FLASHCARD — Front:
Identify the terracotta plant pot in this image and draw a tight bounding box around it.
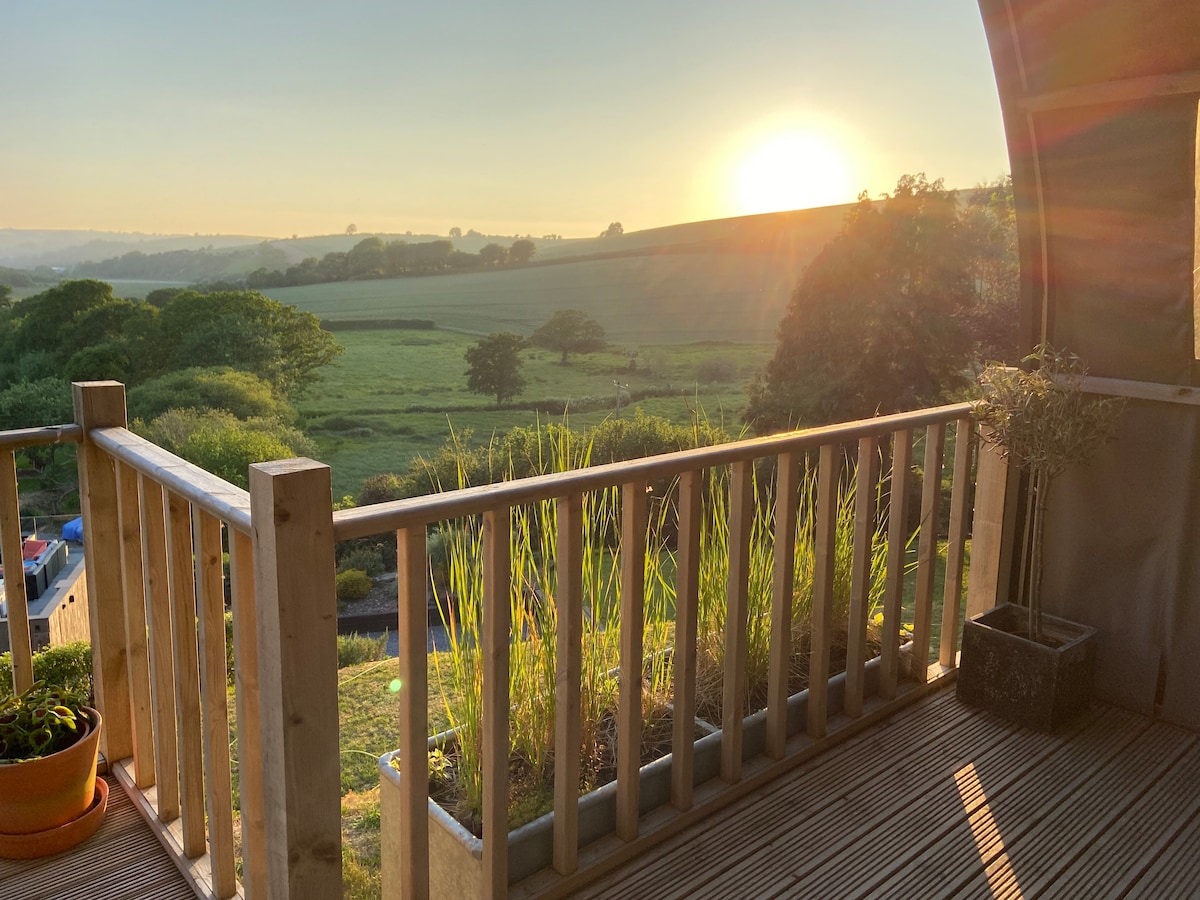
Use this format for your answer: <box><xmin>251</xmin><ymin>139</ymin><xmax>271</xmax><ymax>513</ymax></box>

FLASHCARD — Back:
<box><xmin>0</xmin><ymin>706</ymin><xmax>105</xmax><ymax>857</ymax></box>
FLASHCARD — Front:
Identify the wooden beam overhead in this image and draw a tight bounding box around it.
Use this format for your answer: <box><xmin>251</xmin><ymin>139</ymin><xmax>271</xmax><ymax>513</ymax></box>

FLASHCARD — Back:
<box><xmin>1019</xmin><ymin>70</ymin><xmax>1200</xmax><ymax>114</ymax></box>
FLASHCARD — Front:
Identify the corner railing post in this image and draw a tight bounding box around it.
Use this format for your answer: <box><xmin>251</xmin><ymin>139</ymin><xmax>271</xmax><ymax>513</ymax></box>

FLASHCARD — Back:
<box><xmin>73</xmin><ymin>380</ymin><xmax>133</xmax><ymax>762</ymax></box>
<box><xmin>250</xmin><ymin>458</ymin><xmax>342</xmax><ymax>899</ymax></box>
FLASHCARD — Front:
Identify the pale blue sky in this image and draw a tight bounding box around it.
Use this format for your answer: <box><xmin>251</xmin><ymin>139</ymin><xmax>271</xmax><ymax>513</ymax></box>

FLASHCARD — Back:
<box><xmin>2</xmin><ymin>1</ymin><xmax>1008</xmax><ymax>237</ymax></box>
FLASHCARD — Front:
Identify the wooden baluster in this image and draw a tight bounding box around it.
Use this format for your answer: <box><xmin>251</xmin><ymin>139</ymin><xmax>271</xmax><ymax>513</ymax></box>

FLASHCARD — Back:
<box><xmin>73</xmin><ymin>381</ymin><xmax>133</xmax><ymax>761</ymax></box>
<box><xmin>721</xmin><ymin>461</ymin><xmax>753</xmax><ymax>783</ymax></box>
<box><xmin>940</xmin><ymin>418</ymin><xmax>976</xmax><ymax>667</ymax></box>
<box><xmin>250</xmin><ymin>459</ymin><xmax>342</xmax><ymax>899</ymax></box>
<box><xmin>844</xmin><ymin>437</ymin><xmax>879</xmax><ymax>718</ymax></box>
<box><xmin>167</xmin><ymin>490</ymin><xmax>205</xmax><ymax>858</ymax></box>
<box><xmin>229</xmin><ymin>529</ymin><xmax>268</xmax><ymax>900</ymax></box>
<box><xmin>910</xmin><ymin>424</ymin><xmax>946</xmax><ymax>682</ymax></box>
<box><xmin>617</xmin><ymin>480</ymin><xmax>648</xmax><ymax>841</ymax></box>
<box><xmin>393</xmin><ymin>525</ymin><xmax>430</xmax><ymax>900</ymax></box>
<box><xmin>139</xmin><ymin>475</ymin><xmax>180</xmax><ymax>822</ymax></box>
<box><xmin>194</xmin><ymin>509</ymin><xmax>236</xmax><ymax>897</ymax></box>
<box><xmin>766</xmin><ymin>452</ymin><xmax>800</xmax><ymax>759</ymax></box>
<box><xmin>808</xmin><ymin>444</ymin><xmax>841</xmax><ymax>738</ymax></box>
<box><xmin>554</xmin><ymin>493</ymin><xmax>583</xmax><ymax>873</ymax></box>
<box><xmin>0</xmin><ymin>449</ymin><xmax>33</xmax><ymax>694</ymax></box>
<box><xmin>880</xmin><ymin>430</ymin><xmax>912</xmax><ymax>699</ymax></box>
<box><xmin>482</xmin><ymin>508</ymin><xmax>511</xmax><ymax>898</ymax></box>
<box><xmin>116</xmin><ymin>461</ymin><xmax>155</xmax><ymax>788</ymax></box>
<box><xmin>671</xmin><ymin>470</ymin><xmax>702</xmax><ymax>809</ymax></box>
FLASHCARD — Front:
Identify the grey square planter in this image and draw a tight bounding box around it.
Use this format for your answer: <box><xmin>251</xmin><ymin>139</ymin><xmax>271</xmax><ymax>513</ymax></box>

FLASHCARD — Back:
<box><xmin>957</xmin><ymin>602</ymin><xmax>1098</xmax><ymax>733</ymax></box>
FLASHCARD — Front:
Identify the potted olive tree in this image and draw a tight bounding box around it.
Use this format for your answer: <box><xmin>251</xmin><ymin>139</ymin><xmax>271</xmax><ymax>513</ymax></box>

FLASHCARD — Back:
<box><xmin>957</xmin><ymin>344</ymin><xmax>1125</xmax><ymax>731</ymax></box>
<box><xmin>0</xmin><ymin>681</ymin><xmax>107</xmax><ymax>859</ymax></box>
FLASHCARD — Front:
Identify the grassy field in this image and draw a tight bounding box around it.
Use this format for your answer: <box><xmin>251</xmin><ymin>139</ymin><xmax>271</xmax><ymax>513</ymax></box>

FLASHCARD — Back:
<box><xmin>265</xmin><ymin>251</ymin><xmax>800</xmax><ymax>345</ymax></box>
<box><xmin>299</xmin><ymin>328</ymin><xmax>770</xmax><ymax>497</ymax></box>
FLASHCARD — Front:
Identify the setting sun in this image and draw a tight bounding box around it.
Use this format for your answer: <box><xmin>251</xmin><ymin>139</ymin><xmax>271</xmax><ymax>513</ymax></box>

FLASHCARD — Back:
<box><xmin>732</xmin><ymin>128</ymin><xmax>854</xmax><ymax>215</ymax></box>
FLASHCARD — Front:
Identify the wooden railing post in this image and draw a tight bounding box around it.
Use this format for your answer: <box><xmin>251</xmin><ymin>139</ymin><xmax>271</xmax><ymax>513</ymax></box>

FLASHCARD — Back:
<box><xmin>250</xmin><ymin>459</ymin><xmax>342</xmax><ymax>899</ymax></box>
<box><xmin>1</xmin><ymin>449</ymin><xmax>33</xmax><ymax>695</ymax></box>
<box><xmin>73</xmin><ymin>380</ymin><xmax>133</xmax><ymax>762</ymax></box>
<box><xmin>966</xmin><ymin>426</ymin><xmax>1019</xmax><ymax>619</ymax></box>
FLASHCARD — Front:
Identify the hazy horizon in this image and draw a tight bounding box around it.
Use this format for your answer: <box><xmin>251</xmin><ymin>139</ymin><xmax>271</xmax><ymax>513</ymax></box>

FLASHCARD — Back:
<box><xmin>3</xmin><ymin>1</ymin><xmax>1008</xmax><ymax>239</ymax></box>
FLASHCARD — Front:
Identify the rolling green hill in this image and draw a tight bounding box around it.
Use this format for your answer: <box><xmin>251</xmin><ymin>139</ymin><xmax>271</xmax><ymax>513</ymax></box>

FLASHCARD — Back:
<box><xmin>263</xmin><ymin>205</ymin><xmax>851</xmax><ymax>345</ymax></box>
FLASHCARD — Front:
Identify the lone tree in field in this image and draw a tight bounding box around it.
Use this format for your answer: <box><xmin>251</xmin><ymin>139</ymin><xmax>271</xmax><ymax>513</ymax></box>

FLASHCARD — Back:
<box><xmin>465</xmin><ymin>332</ymin><xmax>527</xmax><ymax>405</ymax></box>
<box><xmin>531</xmin><ymin>309</ymin><xmax>606</xmax><ymax>364</ymax></box>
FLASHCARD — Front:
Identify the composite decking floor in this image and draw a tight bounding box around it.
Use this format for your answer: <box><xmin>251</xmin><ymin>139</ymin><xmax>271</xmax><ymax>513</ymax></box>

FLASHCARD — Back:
<box><xmin>576</xmin><ymin>688</ymin><xmax>1200</xmax><ymax>900</ymax></box>
<box><xmin>0</xmin><ymin>775</ymin><xmax>195</xmax><ymax>900</ymax></box>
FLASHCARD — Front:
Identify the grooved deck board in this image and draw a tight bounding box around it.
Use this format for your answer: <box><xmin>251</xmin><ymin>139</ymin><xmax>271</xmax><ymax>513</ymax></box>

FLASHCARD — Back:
<box><xmin>573</xmin><ymin>689</ymin><xmax>1200</xmax><ymax>900</ymax></box>
<box><xmin>0</xmin><ymin>776</ymin><xmax>197</xmax><ymax>900</ymax></box>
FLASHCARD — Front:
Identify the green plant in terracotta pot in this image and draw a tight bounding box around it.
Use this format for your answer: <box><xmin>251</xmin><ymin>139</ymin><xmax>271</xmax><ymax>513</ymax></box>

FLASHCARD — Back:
<box><xmin>973</xmin><ymin>343</ymin><xmax>1126</xmax><ymax>643</ymax></box>
<box><xmin>0</xmin><ymin>680</ymin><xmax>107</xmax><ymax>859</ymax></box>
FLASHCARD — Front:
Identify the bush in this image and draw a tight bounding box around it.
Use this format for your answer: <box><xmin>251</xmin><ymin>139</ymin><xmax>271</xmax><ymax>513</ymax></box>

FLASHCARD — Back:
<box><xmin>336</xmin><ymin>569</ymin><xmax>374</xmax><ymax>602</ymax></box>
<box><xmin>337</xmin><ymin>633</ymin><xmax>389</xmax><ymax>668</ymax></box>
<box><xmin>0</xmin><ymin>640</ymin><xmax>93</xmax><ymax>700</ymax></box>
<box><xmin>337</xmin><ymin>545</ymin><xmax>386</xmax><ymax>578</ymax></box>
<box><xmin>357</xmin><ymin>473</ymin><xmax>404</xmax><ymax>506</ymax></box>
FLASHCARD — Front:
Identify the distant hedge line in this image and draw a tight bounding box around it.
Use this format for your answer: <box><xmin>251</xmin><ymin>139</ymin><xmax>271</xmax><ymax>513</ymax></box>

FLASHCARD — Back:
<box><xmin>320</xmin><ymin>318</ymin><xmax>436</xmax><ymax>332</ymax></box>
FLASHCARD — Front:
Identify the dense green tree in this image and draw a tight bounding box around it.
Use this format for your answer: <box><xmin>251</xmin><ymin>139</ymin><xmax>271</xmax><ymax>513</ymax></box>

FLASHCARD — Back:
<box><xmin>601</xmin><ymin>222</ymin><xmax>624</xmax><ymax>238</ymax></box>
<box><xmin>157</xmin><ymin>290</ymin><xmax>341</xmax><ymax>395</ymax></box>
<box><xmin>478</xmin><ymin>243</ymin><xmax>509</xmax><ymax>266</ymax></box>
<box><xmin>128</xmin><ymin>367</ymin><xmax>293</xmax><ymax>422</ymax></box>
<box><xmin>12</xmin><ymin>280</ymin><xmax>114</xmax><ymax>352</ymax></box>
<box><xmin>63</xmin><ymin>342</ymin><xmax>130</xmax><ymax>383</ymax></box>
<box><xmin>745</xmin><ymin>174</ymin><xmax>978</xmax><ymax>433</ymax></box>
<box><xmin>347</xmin><ymin>237</ymin><xmax>386</xmax><ymax>278</ymax></box>
<box><xmin>449</xmin><ymin>227</ymin><xmax>463</xmax><ymax>239</ymax></box>
<box><xmin>464</xmin><ymin>332</ymin><xmax>526</xmax><ymax>405</ymax></box>
<box><xmin>0</xmin><ymin>285</ymin><xmax>12</xmax><ymax>310</ymax></box>
<box><xmin>0</xmin><ymin>377</ymin><xmax>73</xmax><ymax>431</ymax></box>
<box><xmin>509</xmin><ymin>239</ymin><xmax>536</xmax><ymax>264</ymax></box>
<box><xmin>530</xmin><ymin>308</ymin><xmax>606</xmax><ymax>364</ymax></box>
<box><xmin>315</xmin><ymin>252</ymin><xmax>348</xmax><ymax>282</ymax></box>
<box><xmin>961</xmin><ymin>175</ymin><xmax>1019</xmax><ymax>365</ymax></box>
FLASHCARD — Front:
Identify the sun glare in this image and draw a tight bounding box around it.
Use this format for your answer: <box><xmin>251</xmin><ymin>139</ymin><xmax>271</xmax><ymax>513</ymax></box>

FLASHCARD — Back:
<box><xmin>733</xmin><ymin>129</ymin><xmax>854</xmax><ymax>215</ymax></box>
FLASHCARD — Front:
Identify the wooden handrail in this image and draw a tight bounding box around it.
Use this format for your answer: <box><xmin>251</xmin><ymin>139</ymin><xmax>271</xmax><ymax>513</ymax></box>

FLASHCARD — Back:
<box><xmin>332</xmin><ymin>403</ymin><xmax>973</xmax><ymax>540</ymax></box>
<box><xmin>89</xmin><ymin>426</ymin><xmax>252</xmax><ymax>534</ymax></box>
<box><xmin>0</xmin><ymin>423</ymin><xmax>82</xmax><ymax>451</ymax></box>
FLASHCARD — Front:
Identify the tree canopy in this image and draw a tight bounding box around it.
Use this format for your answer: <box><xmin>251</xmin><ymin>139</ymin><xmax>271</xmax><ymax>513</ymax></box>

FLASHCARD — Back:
<box><xmin>745</xmin><ymin>174</ymin><xmax>998</xmax><ymax>433</ymax></box>
<box><xmin>530</xmin><ymin>309</ymin><xmax>606</xmax><ymax>364</ymax></box>
<box><xmin>464</xmin><ymin>332</ymin><xmax>526</xmax><ymax>405</ymax></box>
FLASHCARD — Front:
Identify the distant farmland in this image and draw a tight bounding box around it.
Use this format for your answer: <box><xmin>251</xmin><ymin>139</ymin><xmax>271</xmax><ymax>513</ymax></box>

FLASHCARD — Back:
<box><xmin>264</xmin><ymin>253</ymin><xmax>788</xmax><ymax>344</ymax></box>
<box><xmin>263</xmin><ymin>205</ymin><xmax>849</xmax><ymax>344</ymax></box>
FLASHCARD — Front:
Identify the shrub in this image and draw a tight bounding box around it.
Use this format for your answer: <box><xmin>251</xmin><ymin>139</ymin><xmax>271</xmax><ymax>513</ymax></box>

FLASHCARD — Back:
<box><xmin>337</xmin><ymin>545</ymin><xmax>386</xmax><ymax>578</ymax></box>
<box><xmin>0</xmin><ymin>640</ymin><xmax>93</xmax><ymax>701</ymax></box>
<box><xmin>337</xmin><ymin>633</ymin><xmax>389</xmax><ymax>668</ymax></box>
<box><xmin>357</xmin><ymin>473</ymin><xmax>404</xmax><ymax>506</ymax></box>
<box><xmin>336</xmin><ymin>569</ymin><xmax>374</xmax><ymax>602</ymax></box>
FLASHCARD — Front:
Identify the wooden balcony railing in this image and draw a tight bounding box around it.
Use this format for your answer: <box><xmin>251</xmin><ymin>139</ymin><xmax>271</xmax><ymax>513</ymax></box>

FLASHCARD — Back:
<box><xmin>332</xmin><ymin>401</ymin><xmax>1011</xmax><ymax>898</ymax></box>
<box><xmin>1</xmin><ymin>382</ymin><xmax>1012</xmax><ymax>900</ymax></box>
<box><xmin>1</xmin><ymin>382</ymin><xmax>343</xmax><ymax>900</ymax></box>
